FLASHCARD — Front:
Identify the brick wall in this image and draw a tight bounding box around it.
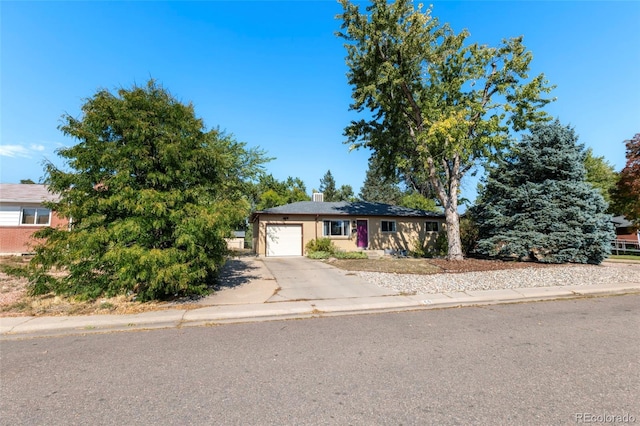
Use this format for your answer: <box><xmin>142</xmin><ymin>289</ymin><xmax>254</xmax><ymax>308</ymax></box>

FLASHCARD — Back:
<box><xmin>0</xmin><ymin>213</ymin><xmax>68</xmax><ymax>254</ymax></box>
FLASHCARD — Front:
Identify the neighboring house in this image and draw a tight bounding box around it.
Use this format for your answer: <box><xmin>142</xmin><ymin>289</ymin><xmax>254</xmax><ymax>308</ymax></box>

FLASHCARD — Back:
<box><xmin>611</xmin><ymin>216</ymin><xmax>639</xmax><ymax>255</ymax></box>
<box><xmin>612</xmin><ymin>215</ymin><xmax>639</xmax><ymax>243</ymax></box>
<box><xmin>0</xmin><ymin>184</ymin><xmax>68</xmax><ymax>254</ymax></box>
<box><xmin>225</xmin><ymin>231</ymin><xmax>246</xmax><ymax>250</ymax></box>
<box><xmin>250</xmin><ymin>200</ymin><xmax>445</xmax><ymax>257</ymax></box>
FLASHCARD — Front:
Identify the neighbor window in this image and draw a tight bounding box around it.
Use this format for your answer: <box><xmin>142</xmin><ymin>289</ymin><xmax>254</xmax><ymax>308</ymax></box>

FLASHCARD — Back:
<box><xmin>425</xmin><ymin>221</ymin><xmax>439</xmax><ymax>232</ymax></box>
<box><xmin>21</xmin><ymin>208</ymin><xmax>51</xmax><ymax>225</ymax></box>
<box><xmin>323</xmin><ymin>220</ymin><xmax>349</xmax><ymax>237</ymax></box>
<box><xmin>381</xmin><ymin>220</ymin><xmax>396</xmax><ymax>232</ymax></box>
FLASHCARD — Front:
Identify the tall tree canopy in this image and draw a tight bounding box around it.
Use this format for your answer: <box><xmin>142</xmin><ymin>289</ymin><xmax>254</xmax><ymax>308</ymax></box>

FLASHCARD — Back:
<box><xmin>29</xmin><ymin>80</ymin><xmax>268</xmax><ymax>301</ymax></box>
<box><xmin>317</xmin><ymin>170</ymin><xmax>356</xmax><ymax>202</ymax></box>
<box><xmin>254</xmin><ymin>174</ymin><xmax>310</xmax><ymax>210</ymax></box>
<box><xmin>583</xmin><ymin>148</ymin><xmax>617</xmax><ymax>208</ymax></box>
<box><xmin>359</xmin><ymin>155</ymin><xmax>404</xmax><ymax>204</ymax></box>
<box><xmin>611</xmin><ymin>133</ymin><xmax>640</xmax><ymax>225</ymax></box>
<box><xmin>337</xmin><ymin>0</ymin><xmax>554</xmax><ymax>260</ymax></box>
<box><xmin>318</xmin><ymin>170</ymin><xmax>338</xmax><ymax>201</ymax></box>
<box><xmin>337</xmin><ymin>184</ymin><xmax>356</xmax><ymax>202</ymax></box>
<box><xmin>473</xmin><ymin>121</ymin><xmax>613</xmax><ymax>264</ymax></box>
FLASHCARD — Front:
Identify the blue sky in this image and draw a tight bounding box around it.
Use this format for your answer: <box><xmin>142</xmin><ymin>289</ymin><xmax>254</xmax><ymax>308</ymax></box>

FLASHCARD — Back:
<box><xmin>2</xmin><ymin>1</ymin><xmax>639</xmax><ymax>203</ymax></box>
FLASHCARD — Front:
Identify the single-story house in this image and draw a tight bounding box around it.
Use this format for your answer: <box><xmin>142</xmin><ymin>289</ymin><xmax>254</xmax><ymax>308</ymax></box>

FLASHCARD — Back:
<box><xmin>0</xmin><ymin>183</ymin><xmax>68</xmax><ymax>254</ymax></box>
<box><xmin>250</xmin><ymin>200</ymin><xmax>446</xmax><ymax>257</ymax></box>
<box><xmin>225</xmin><ymin>230</ymin><xmax>246</xmax><ymax>250</ymax></box>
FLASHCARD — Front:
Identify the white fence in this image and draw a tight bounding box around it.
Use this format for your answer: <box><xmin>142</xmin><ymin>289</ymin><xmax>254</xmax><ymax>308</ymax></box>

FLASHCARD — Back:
<box><xmin>611</xmin><ymin>239</ymin><xmax>640</xmax><ymax>255</ymax></box>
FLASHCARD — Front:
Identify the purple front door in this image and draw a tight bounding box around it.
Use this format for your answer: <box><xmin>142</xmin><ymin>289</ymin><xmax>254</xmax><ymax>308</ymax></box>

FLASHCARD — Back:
<box><xmin>356</xmin><ymin>220</ymin><xmax>368</xmax><ymax>248</ymax></box>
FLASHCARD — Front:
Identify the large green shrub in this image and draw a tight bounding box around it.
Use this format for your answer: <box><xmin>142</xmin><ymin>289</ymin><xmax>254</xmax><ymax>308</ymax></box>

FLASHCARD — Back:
<box><xmin>305</xmin><ymin>238</ymin><xmax>336</xmax><ymax>254</ymax></box>
<box><xmin>27</xmin><ymin>80</ymin><xmax>267</xmax><ymax>301</ymax></box>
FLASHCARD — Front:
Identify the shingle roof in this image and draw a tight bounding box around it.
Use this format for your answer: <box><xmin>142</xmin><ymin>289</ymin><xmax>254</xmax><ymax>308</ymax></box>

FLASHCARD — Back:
<box><xmin>253</xmin><ymin>201</ymin><xmax>443</xmax><ymax>219</ymax></box>
<box><xmin>0</xmin><ymin>184</ymin><xmax>61</xmax><ymax>203</ymax></box>
<box><xmin>612</xmin><ymin>215</ymin><xmax>635</xmax><ymax>228</ymax></box>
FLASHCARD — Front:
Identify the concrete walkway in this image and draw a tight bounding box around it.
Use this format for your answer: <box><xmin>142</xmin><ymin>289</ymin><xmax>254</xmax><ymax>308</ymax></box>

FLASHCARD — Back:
<box><xmin>1</xmin><ymin>257</ymin><xmax>639</xmax><ymax>340</ymax></box>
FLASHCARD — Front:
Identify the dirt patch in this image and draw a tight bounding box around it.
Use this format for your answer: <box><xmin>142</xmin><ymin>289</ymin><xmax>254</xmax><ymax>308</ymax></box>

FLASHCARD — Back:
<box><xmin>0</xmin><ymin>256</ymin><xmax>195</xmax><ymax>317</ymax></box>
<box><xmin>327</xmin><ymin>258</ymin><xmax>441</xmax><ymax>274</ymax></box>
<box><xmin>327</xmin><ymin>257</ymin><xmax>558</xmax><ymax>274</ymax></box>
<box><xmin>424</xmin><ymin>258</ymin><xmax>557</xmax><ymax>273</ymax></box>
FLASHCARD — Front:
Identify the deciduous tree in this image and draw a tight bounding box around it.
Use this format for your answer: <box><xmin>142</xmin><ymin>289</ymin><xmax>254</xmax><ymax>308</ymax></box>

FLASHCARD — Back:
<box><xmin>398</xmin><ymin>191</ymin><xmax>439</xmax><ymax>213</ymax></box>
<box><xmin>337</xmin><ymin>0</ymin><xmax>554</xmax><ymax>260</ymax></box>
<box><xmin>611</xmin><ymin>133</ymin><xmax>640</xmax><ymax>224</ymax></box>
<box><xmin>254</xmin><ymin>174</ymin><xmax>310</xmax><ymax>210</ymax></box>
<box><xmin>29</xmin><ymin>80</ymin><xmax>267</xmax><ymax>301</ymax></box>
<box><xmin>583</xmin><ymin>148</ymin><xmax>617</xmax><ymax>208</ymax></box>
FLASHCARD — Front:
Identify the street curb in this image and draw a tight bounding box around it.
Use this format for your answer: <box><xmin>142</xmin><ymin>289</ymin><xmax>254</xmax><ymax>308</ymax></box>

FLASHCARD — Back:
<box><xmin>2</xmin><ymin>284</ymin><xmax>639</xmax><ymax>340</ymax></box>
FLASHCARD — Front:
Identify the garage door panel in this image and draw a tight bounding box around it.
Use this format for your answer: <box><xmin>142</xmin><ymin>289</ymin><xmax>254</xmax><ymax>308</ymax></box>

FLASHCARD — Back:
<box><xmin>266</xmin><ymin>225</ymin><xmax>302</xmax><ymax>256</ymax></box>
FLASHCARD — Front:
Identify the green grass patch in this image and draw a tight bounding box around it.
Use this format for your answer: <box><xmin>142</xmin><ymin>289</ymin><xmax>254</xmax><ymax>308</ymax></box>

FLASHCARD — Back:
<box><xmin>307</xmin><ymin>251</ymin><xmax>333</xmax><ymax>259</ymax></box>
<box><xmin>608</xmin><ymin>254</ymin><xmax>640</xmax><ymax>261</ymax></box>
<box><xmin>333</xmin><ymin>251</ymin><xmax>368</xmax><ymax>259</ymax></box>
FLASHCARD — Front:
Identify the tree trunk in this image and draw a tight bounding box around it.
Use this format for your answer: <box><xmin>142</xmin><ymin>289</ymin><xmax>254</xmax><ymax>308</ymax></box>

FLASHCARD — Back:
<box><xmin>444</xmin><ymin>202</ymin><xmax>464</xmax><ymax>261</ymax></box>
<box><xmin>427</xmin><ymin>156</ymin><xmax>465</xmax><ymax>261</ymax></box>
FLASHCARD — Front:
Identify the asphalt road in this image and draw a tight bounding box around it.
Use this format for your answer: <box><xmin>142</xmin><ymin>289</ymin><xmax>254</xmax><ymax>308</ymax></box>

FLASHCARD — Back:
<box><xmin>1</xmin><ymin>296</ymin><xmax>639</xmax><ymax>425</ymax></box>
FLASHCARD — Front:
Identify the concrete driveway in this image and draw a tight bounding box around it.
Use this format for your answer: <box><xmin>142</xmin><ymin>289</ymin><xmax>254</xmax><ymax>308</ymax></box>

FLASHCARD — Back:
<box><xmin>262</xmin><ymin>257</ymin><xmax>398</xmax><ymax>302</ymax></box>
<box><xmin>196</xmin><ymin>256</ymin><xmax>398</xmax><ymax>306</ymax></box>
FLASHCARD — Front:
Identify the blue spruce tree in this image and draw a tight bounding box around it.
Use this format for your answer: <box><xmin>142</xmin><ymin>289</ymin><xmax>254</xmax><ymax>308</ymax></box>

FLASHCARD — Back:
<box><xmin>473</xmin><ymin>121</ymin><xmax>614</xmax><ymax>264</ymax></box>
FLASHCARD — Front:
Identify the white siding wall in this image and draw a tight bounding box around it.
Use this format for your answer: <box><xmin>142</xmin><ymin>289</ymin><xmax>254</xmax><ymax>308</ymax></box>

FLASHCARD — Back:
<box><xmin>0</xmin><ymin>205</ymin><xmax>21</xmax><ymax>226</ymax></box>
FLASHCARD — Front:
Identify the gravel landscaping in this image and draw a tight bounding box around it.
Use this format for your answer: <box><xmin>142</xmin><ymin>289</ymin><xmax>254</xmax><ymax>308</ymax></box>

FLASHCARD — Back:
<box><xmin>357</xmin><ymin>262</ymin><xmax>640</xmax><ymax>295</ymax></box>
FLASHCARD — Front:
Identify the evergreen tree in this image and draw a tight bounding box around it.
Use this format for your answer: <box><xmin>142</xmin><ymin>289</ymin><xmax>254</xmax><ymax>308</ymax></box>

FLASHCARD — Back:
<box><xmin>473</xmin><ymin>121</ymin><xmax>613</xmax><ymax>264</ymax></box>
<box><xmin>359</xmin><ymin>155</ymin><xmax>403</xmax><ymax>204</ymax></box>
<box><xmin>337</xmin><ymin>184</ymin><xmax>356</xmax><ymax>202</ymax></box>
<box><xmin>318</xmin><ymin>170</ymin><xmax>338</xmax><ymax>201</ymax></box>
<box><xmin>29</xmin><ymin>80</ymin><xmax>267</xmax><ymax>301</ymax></box>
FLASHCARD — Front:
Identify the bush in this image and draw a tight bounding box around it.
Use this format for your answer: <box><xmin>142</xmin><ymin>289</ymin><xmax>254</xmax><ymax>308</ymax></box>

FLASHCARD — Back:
<box><xmin>460</xmin><ymin>216</ymin><xmax>479</xmax><ymax>255</ymax></box>
<box><xmin>410</xmin><ymin>232</ymin><xmax>447</xmax><ymax>258</ymax></box>
<box><xmin>307</xmin><ymin>251</ymin><xmax>333</xmax><ymax>259</ymax></box>
<box><xmin>305</xmin><ymin>238</ymin><xmax>367</xmax><ymax>259</ymax></box>
<box><xmin>410</xmin><ymin>237</ymin><xmax>430</xmax><ymax>258</ymax></box>
<box><xmin>305</xmin><ymin>238</ymin><xmax>336</xmax><ymax>254</ymax></box>
<box><xmin>434</xmin><ymin>231</ymin><xmax>448</xmax><ymax>256</ymax></box>
<box><xmin>334</xmin><ymin>251</ymin><xmax>368</xmax><ymax>259</ymax></box>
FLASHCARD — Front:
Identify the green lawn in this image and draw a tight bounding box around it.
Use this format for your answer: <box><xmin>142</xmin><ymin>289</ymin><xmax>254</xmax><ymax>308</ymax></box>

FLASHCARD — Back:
<box><xmin>608</xmin><ymin>254</ymin><xmax>640</xmax><ymax>261</ymax></box>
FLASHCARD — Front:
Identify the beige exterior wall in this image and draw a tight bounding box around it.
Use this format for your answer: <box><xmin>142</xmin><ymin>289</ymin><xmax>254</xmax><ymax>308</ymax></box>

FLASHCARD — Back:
<box><xmin>252</xmin><ymin>214</ymin><xmax>445</xmax><ymax>256</ymax></box>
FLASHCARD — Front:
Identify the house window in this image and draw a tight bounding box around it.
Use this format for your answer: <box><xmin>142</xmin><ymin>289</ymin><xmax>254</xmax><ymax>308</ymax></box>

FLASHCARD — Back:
<box><xmin>425</xmin><ymin>221</ymin><xmax>439</xmax><ymax>232</ymax></box>
<box><xmin>323</xmin><ymin>220</ymin><xmax>349</xmax><ymax>236</ymax></box>
<box><xmin>381</xmin><ymin>220</ymin><xmax>396</xmax><ymax>232</ymax></box>
<box><xmin>21</xmin><ymin>208</ymin><xmax>51</xmax><ymax>225</ymax></box>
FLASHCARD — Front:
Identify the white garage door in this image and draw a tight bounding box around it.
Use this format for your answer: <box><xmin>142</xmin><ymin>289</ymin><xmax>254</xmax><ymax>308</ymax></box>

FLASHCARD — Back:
<box><xmin>266</xmin><ymin>225</ymin><xmax>302</xmax><ymax>257</ymax></box>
